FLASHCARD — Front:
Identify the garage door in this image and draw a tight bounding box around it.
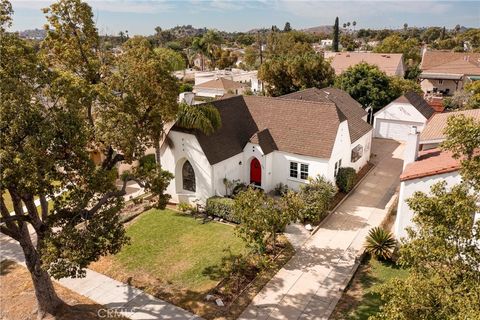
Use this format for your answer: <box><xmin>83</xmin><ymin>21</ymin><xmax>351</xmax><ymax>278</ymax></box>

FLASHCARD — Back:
<box><xmin>374</xmin><ymin>119</ymin><xmax>423</xmax><ymax>141</ymax></box>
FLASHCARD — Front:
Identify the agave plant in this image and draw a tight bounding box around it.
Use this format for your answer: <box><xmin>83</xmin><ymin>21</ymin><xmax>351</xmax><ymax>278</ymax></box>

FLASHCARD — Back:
<box><xmin>365</xmin><ymin>227</ymin><xmax>397</xmax><ymax>260</ymax></box>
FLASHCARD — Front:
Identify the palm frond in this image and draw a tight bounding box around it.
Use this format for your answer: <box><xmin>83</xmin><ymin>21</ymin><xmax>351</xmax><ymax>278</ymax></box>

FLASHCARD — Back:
<box><xmin>176</xmin><ymin>103</ymin><xmax>221</xmax><ymax>135</ymax></box>
<box><xmin>364</xmin><ymin>226</ymin><xmax>397</xmax><ymax>260</ymax></box>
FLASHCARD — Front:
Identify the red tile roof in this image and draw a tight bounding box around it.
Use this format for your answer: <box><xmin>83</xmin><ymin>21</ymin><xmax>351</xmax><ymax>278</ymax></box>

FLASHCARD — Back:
<box><xmin>400</xmin><ymin>148</ymin><xmax>460</xmax><ymax>181</ymax></box>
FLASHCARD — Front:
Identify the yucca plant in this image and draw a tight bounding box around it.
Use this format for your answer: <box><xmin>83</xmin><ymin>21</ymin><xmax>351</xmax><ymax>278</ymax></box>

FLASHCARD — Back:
<box><xmin>365</xmin><ymin>227</ymin><xmax>397</xmax><ymax>260</ymax></box>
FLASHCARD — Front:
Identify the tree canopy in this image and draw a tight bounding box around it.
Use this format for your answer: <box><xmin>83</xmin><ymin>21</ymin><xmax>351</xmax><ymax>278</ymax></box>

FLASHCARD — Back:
<box><xmin>334</xmin><ymin>62</ymin><xmax>418</xmax><ymax>110</ymax></box>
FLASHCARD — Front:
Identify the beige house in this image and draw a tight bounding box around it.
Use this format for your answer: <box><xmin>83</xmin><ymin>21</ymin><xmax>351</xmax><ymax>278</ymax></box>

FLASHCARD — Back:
<box><xmin>328</xmin><ymin>52</ymin><xmax>405</xmax><ymax>77</ymax></box>
<box><xmin>419</xmin><ymin>51</ymin><xmax>480</xmax><ymax>97</ymax></box>
<box><xmin>193</xmin><ymin>77</ymin><xmax>248</xmax><ymax>98</ymax></box>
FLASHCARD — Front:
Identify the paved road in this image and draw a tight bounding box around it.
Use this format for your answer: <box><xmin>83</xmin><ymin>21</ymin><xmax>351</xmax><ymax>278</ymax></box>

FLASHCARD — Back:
<box><xmin>239</xmin><ymin>139</ymin><xmax>404</xmax><ymax>320</ymax></box>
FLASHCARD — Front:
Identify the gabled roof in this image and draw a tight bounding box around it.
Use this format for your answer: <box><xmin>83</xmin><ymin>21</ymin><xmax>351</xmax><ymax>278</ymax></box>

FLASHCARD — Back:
<box><xmin>171</xmin><ymin>95</ymin><xmax>348</xmax><ymax>164</ymax></box>
<box><xmin>329</xmin><ymin>52</ymin><xmax>404</xmax><ymax>76</ymax></box>
<box><xmin>420</xmin><ymin>109</ymin><xmax>480</xmax><ymax>143</ymax></box>
<box><xmin>400</xmin><ymin>148</ymin><xmax>460</xmax><ymax>181</ymax></box>
<box><xmin>392</xmin><ymin>91</ymin><xmax>436</xmax><ymax>119</ymax></box>
<box><xmin>420</xmin><ymin>51</ymin><xmax>480</xmax><ymax>75</ymax></box>
<box><xmin>281</xmin><ymin>87</ymin><xmax>372</xmax><ymax>143</ymax></box>
<box><xmin>194</xmin><ymin>77</ymin><xmax>247</xmax><ymax>90</ymax></box>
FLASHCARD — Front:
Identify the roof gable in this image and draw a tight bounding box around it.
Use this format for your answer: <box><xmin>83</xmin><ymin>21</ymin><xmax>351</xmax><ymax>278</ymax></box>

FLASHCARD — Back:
<box><xmin>195</xmin><ymin>77</ymin><xmax>246</xmax><ymax>90</ymax></box>
<box><xmin>280</xmin><ymin>87</ymin><xmax>372</xmax><ymax>143</ymax></box>
<box><xmin>420</xmin><ymin>109</ymin><xmax>480</xmax><ymax>143</ymax></box>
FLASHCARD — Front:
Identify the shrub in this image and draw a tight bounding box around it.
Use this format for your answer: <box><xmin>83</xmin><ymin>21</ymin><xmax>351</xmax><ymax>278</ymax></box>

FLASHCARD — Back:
<box><xmin>365</xmin><ymin>227</ymin><xmax>396</xmax><ymax>260</ymax></box>
<box><xmin>206</xmin><ymin>196</ymin><xmax>238</xmax><ymax>223</ymax></box>
<box><xmin>336</xmin><ymin>167</ymin><xmax>357</xmax><ymax>193</ymax></box>
<box><xmin>177</xmin><ymin>202</ymin><xmax>195</xmax><ymax>214</ymax></box>
<box><xmin>299</xmin><ymin>176</ymin><xmax>337</xmax><ymax>224</ymax></box>
<box><xmin>232</xmin><ymin>182</ymin><xmax>248</xmax><ymax>196</ymax></box>
<box><xmin>139</xmin><ymin>154</ymin><xmax>156</xmax><ymax>170</ymax></box>
<box><xmin>273</xmin><ymin>183</ymin><xmax>289</xmax><ymax>196</ymax></box>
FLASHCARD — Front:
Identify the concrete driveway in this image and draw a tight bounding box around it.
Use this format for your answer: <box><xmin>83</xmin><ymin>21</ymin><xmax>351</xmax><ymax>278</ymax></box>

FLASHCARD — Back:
<box><xmin>240</xmin><ymin>138</ymin><xmax>404</xmax><ymax>320</ymax></box>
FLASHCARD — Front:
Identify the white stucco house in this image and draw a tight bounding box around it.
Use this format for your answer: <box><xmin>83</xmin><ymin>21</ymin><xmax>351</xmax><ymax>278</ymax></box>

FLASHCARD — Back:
<box><xmin>394</xmin><ymin>119</ymin><xmax>480</xmax><ymax>239</ymax></box>
<box><xmin>161</xmin><ymin>87</ymin><xmax>373</xmax><ymax>204</ymax></box>
<box><xmin>373</xmin><ymin>91</ymin><xmax>436</xmax><ymax>141</ymax></box>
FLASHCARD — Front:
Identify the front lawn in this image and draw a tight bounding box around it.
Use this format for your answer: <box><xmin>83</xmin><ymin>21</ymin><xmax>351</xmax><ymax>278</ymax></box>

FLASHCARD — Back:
<box><xmin>332</xmin><ymin>257</ymin><xmax>409</xmax><ymax>320</ymax></box>
<box><xmin>90</xmin><ymin>208</ymin><xmax>248</xmax><ymax>315</ymax></box>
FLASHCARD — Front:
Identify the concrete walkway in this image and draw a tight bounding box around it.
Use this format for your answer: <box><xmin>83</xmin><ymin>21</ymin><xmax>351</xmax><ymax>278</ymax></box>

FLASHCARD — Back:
<box><xmin>239</xmin><ymin>139</ymin><xmax>404</xmax><ymax>320</ymax></box>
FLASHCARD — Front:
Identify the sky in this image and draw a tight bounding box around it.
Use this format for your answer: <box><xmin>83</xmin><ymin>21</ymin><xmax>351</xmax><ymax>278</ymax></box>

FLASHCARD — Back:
<box><xmin>9</xmin><ymin>0</ymin><xmax>480</xmax><ymax>35</ymax></box>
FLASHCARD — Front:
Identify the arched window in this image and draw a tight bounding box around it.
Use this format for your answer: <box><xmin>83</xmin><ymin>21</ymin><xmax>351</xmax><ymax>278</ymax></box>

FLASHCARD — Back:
<box><xmin>182</xmin><ymin>160</ymin><xmax>196</xmax><ymax>192</ymax></box>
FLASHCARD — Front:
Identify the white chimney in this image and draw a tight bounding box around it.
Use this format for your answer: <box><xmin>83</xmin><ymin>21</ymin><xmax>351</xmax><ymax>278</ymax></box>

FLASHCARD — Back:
<box><xmin>404</xmin><ymin>126</ymin><xmax>420</xmax><ymax>169</ymax></box>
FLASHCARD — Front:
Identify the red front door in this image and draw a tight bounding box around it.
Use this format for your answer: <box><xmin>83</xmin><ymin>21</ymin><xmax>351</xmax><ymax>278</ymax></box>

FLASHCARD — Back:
<box><xmin>250</xmin><ymin>158</ymin><xmax>261</xmax><ymax>186</ymax></box>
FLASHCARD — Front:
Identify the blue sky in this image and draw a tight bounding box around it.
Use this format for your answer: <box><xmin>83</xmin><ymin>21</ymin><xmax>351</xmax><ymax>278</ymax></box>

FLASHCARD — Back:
<box><xmin>9</xmin><ymin>1</ymin><xmax>480</xmax><ymax>35</ymax></box>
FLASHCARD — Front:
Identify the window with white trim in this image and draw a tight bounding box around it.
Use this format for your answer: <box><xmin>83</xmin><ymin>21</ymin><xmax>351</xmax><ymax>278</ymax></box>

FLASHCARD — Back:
<box><xmin>334</xmin><ymin>159</ymin><xmax>342</xmax><ymax>177</ymax></box>
<box><xmin>351</xmin><ymin>145</ymin><xmax>364</xmax><ymax>163</ymax></box>
<box><xmin>289</xmin><ymin>161</ymin><xmax>309</xmax><ymax>180</ymax></box>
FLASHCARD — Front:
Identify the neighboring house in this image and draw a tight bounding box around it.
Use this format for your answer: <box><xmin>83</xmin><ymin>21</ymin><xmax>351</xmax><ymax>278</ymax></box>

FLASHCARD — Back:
<box><xmin>193</xmin><ymin>78</ymin><xmax>248</xmax><ymax>98</ymax></box>
<box><xmin>420</xmin><ymin>109</ymin><xmax>480</xmax><ymax>150</ymax></box>
<box><xmin>160</xmin><ymin>89</ymin><xmax>373</xmax><ymax>204</ymax></box>
<box><xmin>195</xmin><ymin>69</ymin><xmax>262</xmax><ymax>93</ymax></box>
<box><xmin>394</xmin><ymin>113</ymin><xmax>480</xmax><ymax>239</ymax></box>
<box><xmin>329</xmin><ymin>52</ymin><xmax>405</xmax><ymax>77</ymax></box>
<box><xmin>373</xmin><ymin>91</ymin><xmax>436</xmax><ymax>141</ymax></box>
<box><xmin>419</xmin><ymin>51</ymin><xmax>480</xmax><ymax>98</ymax></box>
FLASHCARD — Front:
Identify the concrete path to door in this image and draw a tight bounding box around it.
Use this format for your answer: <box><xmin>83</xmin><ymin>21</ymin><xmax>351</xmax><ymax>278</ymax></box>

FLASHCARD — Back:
<box><xmin>239</xmin><ymin>138</ymin><xmax>404</xmax><ymax>320</ymax></box>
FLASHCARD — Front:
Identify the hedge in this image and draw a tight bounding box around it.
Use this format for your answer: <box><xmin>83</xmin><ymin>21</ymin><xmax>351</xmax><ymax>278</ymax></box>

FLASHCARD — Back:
<box><xmin>205</xmin><ymin>196</ymin><xmax>239</xmax><ymax>223</ymax></box>
<box><xmin>336</xmin><ymin>167</ymin><xmax>357</xmax><ymax>193</ymax></box>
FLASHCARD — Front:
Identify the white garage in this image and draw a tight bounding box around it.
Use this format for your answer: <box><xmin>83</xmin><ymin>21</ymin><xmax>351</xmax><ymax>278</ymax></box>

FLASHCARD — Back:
<box><xmin>373</xmin><ymin>92</ymin><xmax>435</xmax><ymax>141</ymax></box>
<box><xmin>375</xmin><ymin>119</ymin><xmax>424</xmax><ymax>141</ymax></box>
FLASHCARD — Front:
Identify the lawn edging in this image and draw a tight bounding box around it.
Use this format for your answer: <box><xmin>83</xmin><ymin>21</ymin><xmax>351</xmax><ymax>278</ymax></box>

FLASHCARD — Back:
<box><xmin>311</xmin><ymin>162</ymin><xmax>376</xmax><ymax>237</ymax></box>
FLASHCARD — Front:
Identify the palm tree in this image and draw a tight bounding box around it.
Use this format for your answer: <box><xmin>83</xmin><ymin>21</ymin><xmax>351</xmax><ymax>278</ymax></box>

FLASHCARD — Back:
<box><xmin>352</xmin><ymin>21</ymin><xmax>357</xmax><ymax>32</ymax></box>
<box><xmin>190</xmin><ymin>37</ymin><xmax>207</xmax><ymax>71</ymax></box>
<box><xmin>343</xmin><ymin>23</ymin><xmax>347</xmax><ymax>29</ymax></box>
<box><xmin>156</xmin><ymin>103</ymin><xmax>221</xmax><ymax>166</ymax></box>
<box><xmin>176</xmin><ymin>103</ymin><xmax>222</xmax><ymax>135</ymax></box>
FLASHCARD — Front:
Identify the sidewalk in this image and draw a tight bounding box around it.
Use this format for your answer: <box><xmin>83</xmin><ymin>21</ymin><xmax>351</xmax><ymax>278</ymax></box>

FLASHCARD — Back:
<box><xmin>0</xmin><ymin>234</ymin><xmax>200</xmax><ymax>320</ymax></box>
<box><xmin>239</xmin><ymin>139</ymin><xmax>404</xmax><ymax>320</ymax></box>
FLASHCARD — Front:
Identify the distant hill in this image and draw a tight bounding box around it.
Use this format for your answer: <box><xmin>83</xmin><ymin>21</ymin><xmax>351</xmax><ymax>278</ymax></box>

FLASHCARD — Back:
<box><xmin>302</xmin><ymin>25</ymin><xmax>334</xmax><ymax>35</ymax></box>
<box><xmin>168</xmin><ymin>25</ymin><xmax>206</xmax><ymax>38</ymax></box>
<box><xmin>18</xmin><ymin>28</ymin><xmax>46</xmax><ymax>40</ymax></box>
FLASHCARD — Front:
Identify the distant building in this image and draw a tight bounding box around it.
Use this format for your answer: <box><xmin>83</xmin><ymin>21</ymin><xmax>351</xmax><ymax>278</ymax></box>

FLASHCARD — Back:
<box><xmin>328</xmin><ymin>52</ymin><xmax>405</xmax><ymax>77</ymax></box>
<box><xmin>194</xmin><ymin>68</ymin><xmax>263</xmax><ymax>93</ymax></box>
<box><xmin>193</xmin><ymin>78</ymin><xmax>248</xmax><ymax>98</ymax></box>
<box><xmin>419</xmin><ymin>51</ymin><xmax>480</xmax><ymax>98</ymax></box>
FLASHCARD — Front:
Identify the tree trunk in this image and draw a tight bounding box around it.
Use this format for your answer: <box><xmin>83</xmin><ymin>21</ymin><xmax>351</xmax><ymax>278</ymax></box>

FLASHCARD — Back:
<box><xmin>154</xmin><ymin>138</ymin><xmax>161</xmax><ymax>166</ymax></box>
<box><xmin>19</xmin><ymin>231</ymin><xmax>63</xmax><ymax>318</ymax></box>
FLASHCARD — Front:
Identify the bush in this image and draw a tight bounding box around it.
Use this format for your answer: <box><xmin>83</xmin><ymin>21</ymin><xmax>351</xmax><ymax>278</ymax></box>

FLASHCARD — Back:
<box><xmin>273</xmin><ymin>183</ymin><xmax>289</xmax><ymax>196</ymax></box>
<box><xmin>139</xmin><ymin>154</ymin><xmax>156</xmax><ymax>170</ymax></box>
<box><xmin>177</xmin><ymin>202</ymin><xmax>195</xmax><ymax>214</ymax></box>
<box><xmin>336</xmin><ymin>167</ymin><xmax>357</xmax><ymax>193</ymax></box>
<box><xmin>299</xmin><ymin>176</ymin><xmax>337</xmax><ymax>224</ymax></box>
<box><xmin>365</xmin><ymin>227</ymin><xmax>396</xmax><ymax>260</ymax></box>
<box><xmin>232</xmin><ymin>182</ymin><xmax>248</xmax><ymax>196</ymax></box>
<box><xmin>206</xmin><ymin>196</ymin><xmax>238</xmax><ymax>223</ymax></box>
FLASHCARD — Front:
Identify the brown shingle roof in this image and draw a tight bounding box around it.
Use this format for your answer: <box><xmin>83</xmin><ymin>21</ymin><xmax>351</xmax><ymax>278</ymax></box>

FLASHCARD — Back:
<box><xmin>281</xmin><ymin>87</ymin><xmax>372</xmax><ymax>143</ymax></box>
<box><xmin>400</xmin><ymin>148</ymin><xmax>460</xmax><ymax>181</ymax></box>
<box><xmin>420</xmin><ymin>51</ymin><xmax>480</xmax><ymax>75</ymax></box>
<box><xmin>330</xmin><ymin>52</ymin><xmax>404</xmax><ymax>76</ymax></box>
<box><xmin>194</xmin><ymin>78</ymin><xmax>247</xmax><ymax>90</ymax></box>
<box><xmin>392</xmin><ymin>91</ymin><xmax>436</xmax><ymax>119</ymax></box>
<box><xmin>171</xmin><ymin>95</ymin><xmax>347</xmax><ymax>164</ymax></box>
<box><xmin>420</xmin><ymin>109</ymin><xmax>480</xmax><ymax>143</ymax></box>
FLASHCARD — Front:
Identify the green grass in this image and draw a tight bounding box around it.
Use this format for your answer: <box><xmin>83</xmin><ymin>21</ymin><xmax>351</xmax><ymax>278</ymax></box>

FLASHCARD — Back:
<box><xmin>345</xmin><ymin>258</ymin><xmax>409</xmax><ymax>319</ymax></box>
<box><xmin>112</xmin><ymin>209</ymin><xmax>247</xmax><ymax>291</ymax></box>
